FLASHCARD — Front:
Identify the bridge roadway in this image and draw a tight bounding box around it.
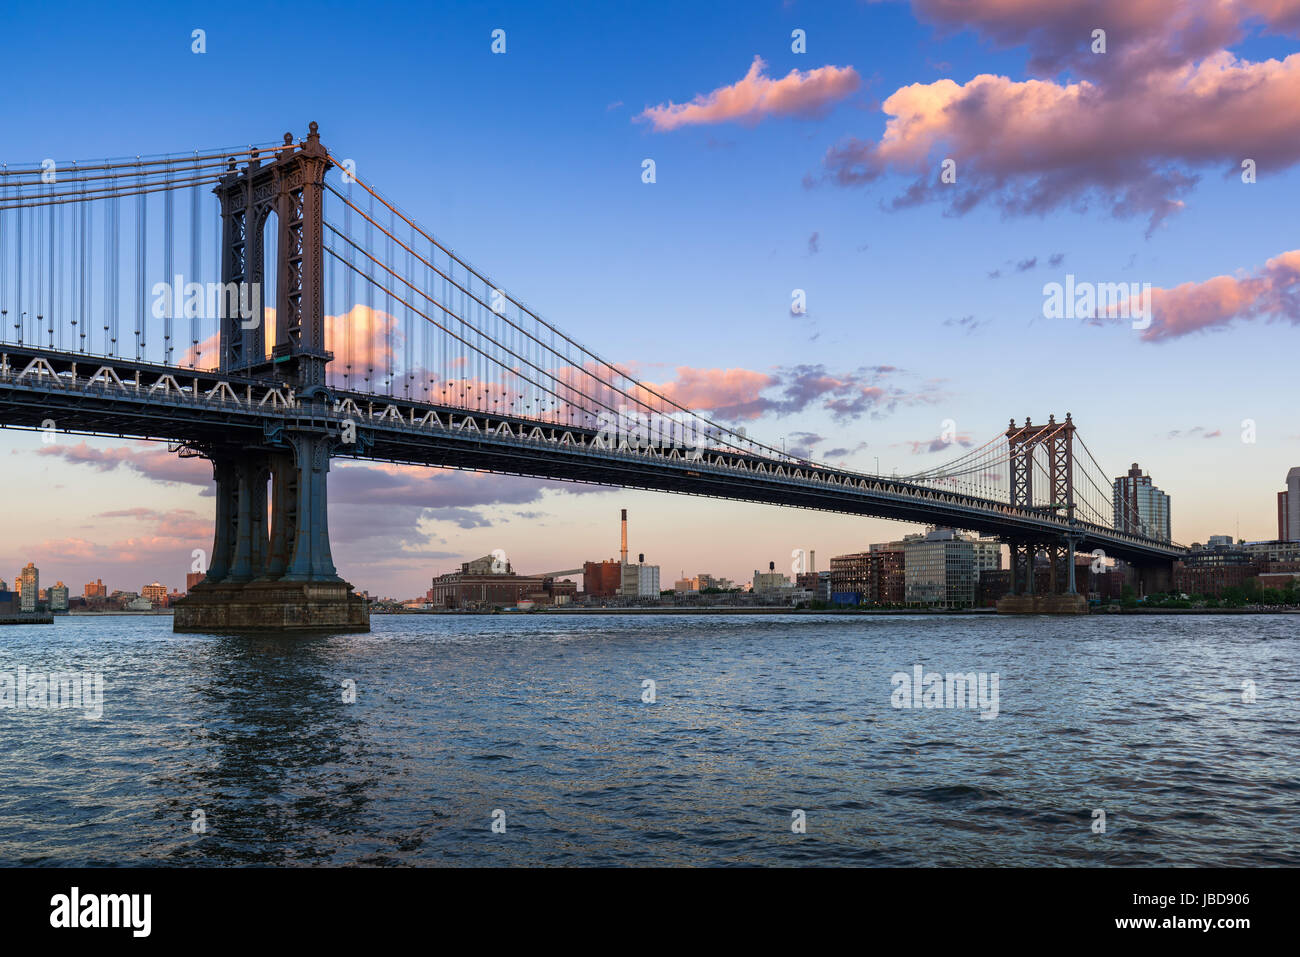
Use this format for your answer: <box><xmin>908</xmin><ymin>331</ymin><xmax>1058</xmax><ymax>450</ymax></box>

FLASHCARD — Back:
<box><xmin>0</xmin><ymin>344</ymin><xmax>1185</xmax><ymax>565</ymax></box>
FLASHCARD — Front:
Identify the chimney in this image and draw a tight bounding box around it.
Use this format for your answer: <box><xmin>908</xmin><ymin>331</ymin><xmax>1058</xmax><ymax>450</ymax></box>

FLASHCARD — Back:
<box><xmin>810</xmin><ymin>550</ymin><xmax>816</xmax><ymax>574</ymax></box>
<box><xmin>620</xmin><ymin>509</ymin><xmax>628</xmax><ymax>565</ymax></box>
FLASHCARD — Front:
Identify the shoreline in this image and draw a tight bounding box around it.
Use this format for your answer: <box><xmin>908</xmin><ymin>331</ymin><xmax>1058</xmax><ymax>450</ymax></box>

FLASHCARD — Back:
<box><xmin>380</xmin><ymin>605</ymin><xmax>1300</xmax><ymax>616</ymax></box>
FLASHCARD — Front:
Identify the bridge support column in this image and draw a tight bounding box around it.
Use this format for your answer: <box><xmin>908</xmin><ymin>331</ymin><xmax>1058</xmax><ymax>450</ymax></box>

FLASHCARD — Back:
<box><xmin>174</xmin><ymin>432</ymin><xmax>367</xmax><ymax>634</ymax></box>
<box><xmin>280</xmin><ymin>432</ymin><xmax>339</xmax><ymax>582</ymax></box>
<box><xmin>226</xmin><ymin>456</ymin><xmax>270</xmax><ymax>583</ymax></box>
<box><xmin>204</xmin><ymin>456</ymin><xmax>239</xmax><ymax>583</ymax></box>
<box><xmin>998</xmin><ymin>539</ymin><xmax>1086</xmax><ymax>614</ymax></box>
<box><xmin>264</xmin><ymin>451</ymin><xmax>297</xmax><ymax>580</ymax></box>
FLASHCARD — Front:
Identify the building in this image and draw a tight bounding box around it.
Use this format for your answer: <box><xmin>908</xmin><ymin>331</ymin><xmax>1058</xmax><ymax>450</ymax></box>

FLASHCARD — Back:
<box><xmin>186</xmin><ymin>572</ymin><xmax>206</xmax><ymax>592</ymax></box>
<box><xmin>752</xmin><ymin>563</ymin><xmax>790</xmax><ymax>594</ymax></box>
<box><xmin>126</xmin><ymin>596</ymin><xmax>154</xmax><ymax>611</ymax></box>
<box><xmin>0</xmin><ymin>577</ymin><xmax>6</xmax><ymax>591</ymax></box>
<box><xmin>1113</xmin><ymin>463</ymin><xmax>1171</xmax><ymax>542</ymax></box>
<box><xmin>904</xmin><ymin>529</ymin><xmax>1001</xmax><ymax>609</ymax></box>
<box><xmin>583</xmin><ymin>560</ymin><xmax>623</xmax><ymax>598</ymax></box>
<box><xmin>1279</xmin><ymin>467</ymin><xmax>1300</xmax><ymax>541</ymax></box>
<box><xmin>828</xmin><ymin>552</ymin><xmax>870</xmax><ymax>604</ymax></box>
<box><xmin>48</xmin><ymin>581</ymin><xmax>69</xmax><ymax>612</ymax></box>
<box><xmin>620</xmin><ymin>560</ymin><xmax>661</xmax><ymax>598</ymax></box>
<box><xmin>1242</xmin><ymin>539</ymin><xmax>1300</xmax><ymax>564</ymax></box>
<box><xmin>796</xmin><ymin>571</ymin><xmax>832</xmax><ymax>601</ymax></box>
<box><xmin>1174</xmin><ymin>541</ymin><xmax>1256</xmax><ymax>597</ymax></box>
<box><xmin>84</xmin><ymin>579</ymin><xmax>107</xmax><ymax>599</ymax></box>
<box><xmin>142</xmin><ymin>582</ymin><xmax>169</xmax><ymax>607</ymax></box>
<box><xmin>17</xmin><ymin>563</ymin><xmax>39</xmax><ymax>612</ymax></box>
<box><xmin>828</xmin><ymin>541</ymin><xmax>909</xmax><ymax>606</ymax></box>
<box><xmin>869</xmin><ymin>542</ymin><xmax>909</xmax><ymax>605</ymax></box>
<box><xmin>430</xmin><ymin>555</ymin><xmax>577</xmax><ymax>609</ymax></box>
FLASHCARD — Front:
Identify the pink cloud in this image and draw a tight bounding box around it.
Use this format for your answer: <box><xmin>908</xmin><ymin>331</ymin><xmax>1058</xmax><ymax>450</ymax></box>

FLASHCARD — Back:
<box><xmin>645</xmin><ymin>367</ymin><xmax>779</xmax><ymax>419</ymax></box>
<box><xmin>1133</xmin><ymin>249</ymin><xmax>1300</xmax><ymax>340</ymax></box>
<box><xmin>908</xmin><ymin>0</ymin><xmax>1300</xmax><ymax>78</ymax></box>
<box><xmin>35</xmin><ymin>441</ymin><xmax>213</xmax><ymax>486</ymax></box>
<box><xmin>817</xmin><ymin>2</ymin><xmax>1300</xmax><ymax>231</ymax></box>
<box><xmin>639</xmin><ymin>56</ymin><xmax>860</xmax><ymax>131</ymax></box>
<box><xmin>645</xmin><ymin>364</ymin><xmax>941</xmax><ymax>423</ymax></box>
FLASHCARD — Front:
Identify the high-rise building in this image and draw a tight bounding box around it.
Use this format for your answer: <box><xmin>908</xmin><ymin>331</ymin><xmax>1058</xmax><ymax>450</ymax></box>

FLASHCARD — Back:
<box><xmin>1113</xmin><ymin>463</ymin><xmax>1171</xmax><ymax>542</ymax></box>
<box><xmin>17</xmin><ymin>563</ymin><xmax>39</xmax><ymax>612</ymax></box>
<box><xmin>0</xmin><ymin>577</ymin><xmax>7</xmax><ymax>591</ymax></box>
<box><xmin>84</xmin><ymin>579</ymin><xmax>107</xmax><ymax>599</ymax></box>
<box><xmin>1279</xmin><ymin>468</ymin><xmax>1300</xmax><ymax>541</ymax></box>
<box><xmin>48</xmin><ymin>582</ymin><xmax>69</xmax><ymax>612</ymax></box>
<box><xmin>186</xmin><ymin>572</ymin><xmax>206</xmax><ymax>592</ymax></box>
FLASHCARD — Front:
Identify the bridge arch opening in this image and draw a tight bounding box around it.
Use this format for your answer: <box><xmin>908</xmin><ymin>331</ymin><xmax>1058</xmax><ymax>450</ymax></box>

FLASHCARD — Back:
<box><xmin>260</xmin><ymin>206</ymin><xmax>278</xmax><ymax>359</ymax></box>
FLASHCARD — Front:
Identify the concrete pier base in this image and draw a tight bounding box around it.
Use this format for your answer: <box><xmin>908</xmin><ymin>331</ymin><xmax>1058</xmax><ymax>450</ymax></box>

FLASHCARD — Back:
<box><xmin>172</xmin><ymin>580</ymin><xmax>370</xmax><ymax>633</ymax></box>
<box><xmin>996</xmin><ymin>593</ymin><xmax>1089</xmax><ymax>615</ymax></box>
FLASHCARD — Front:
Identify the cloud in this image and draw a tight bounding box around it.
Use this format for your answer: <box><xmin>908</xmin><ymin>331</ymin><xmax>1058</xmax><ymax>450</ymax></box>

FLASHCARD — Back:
<box><xmin>95</xmin><ymin>508</ymin><xmax>210</xmax><ymax>540</ymax></box>
<box><xmin>784</xmin><ymin>431</ymin><xmax>825</xmax><ymax>458</ymax></box>
<box><xmin>813</xmin><ymin>1</ymin><xmax>1300</xmax><ymax>232</ymax></box>
<box><xmin>808</xmin><ymin>231</ymin><xmax>821</xmax><ymax>254</ymax></box>
<box><xmin>1103</xmin><ymin>248</ymin><xmax>1300</xmax><ymax>340</ymax></box>
<box><xmin>908</xmin><ymin>0</ymin><xmax>1300</xmax><ymax>79</ymax></box>
<box><xmin>332</xmin><ymin>462</ymin><xmax>606</xmax><ymax>509</ymax></box>
<box><xmin>645</xmin><ymin>363</ymin><xmax>939</xmax><ymax>424</ymax></box>
<box><xmin>1166</xmin><ymin>426</ymin><xmax>1224</xmax><ymax>438</ymax></box>
<box><xmin>943</xmin><ymin>315</ymin><xmax>987</xmax><ymax>334</ymax></box>
<box><xmin>824</xmin><ymin>441</ymin><xmax>869</xmax><ymax>459</ymax></box>
<box><xmin>35</xmin><ymin>441</ymin><xmax>213</xmax><ymax>488</ymax></box>
<box><xmin>900</xmin><ymin>432</ymin><xmax>975</xmax><ymax>455</ymax></box>
<box><xmin>638</xmin><ymin>56</ymin><xmax>860</xmax><ymax>131</ymax></box>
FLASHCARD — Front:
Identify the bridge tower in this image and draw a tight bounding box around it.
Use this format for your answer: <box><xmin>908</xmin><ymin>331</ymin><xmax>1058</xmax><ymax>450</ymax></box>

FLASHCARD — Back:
<box><xmin>998</xmin><ymin>413</ymin><xmax>1087</xmax><ymax>615</ymax></box>
<box><xmin>174</xmin><ymin>123</ymin><xmax>367</xmax><ymax>633</ymax></box>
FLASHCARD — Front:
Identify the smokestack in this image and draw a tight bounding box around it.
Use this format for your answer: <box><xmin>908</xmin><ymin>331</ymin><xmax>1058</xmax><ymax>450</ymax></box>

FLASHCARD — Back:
<box><xmin>621</xmin><ymin>509</ymin><xmax>628</xmax><ymax>565</ymax></box>
<box><xmin>810</xmin><ymin>550</ymin><xmax>816</xmax><ymax>574</ymax></box>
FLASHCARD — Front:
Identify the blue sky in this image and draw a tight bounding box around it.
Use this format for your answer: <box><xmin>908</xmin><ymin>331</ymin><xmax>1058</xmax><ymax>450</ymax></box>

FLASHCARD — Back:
<box><xmin>2</xmin><ymin>0</ymin><xmax>1298</xmax><ymax>596</ymax></box>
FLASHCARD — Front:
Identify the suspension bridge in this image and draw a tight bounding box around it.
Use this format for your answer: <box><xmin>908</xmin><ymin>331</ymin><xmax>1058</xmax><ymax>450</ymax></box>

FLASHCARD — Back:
<box><xmin>0</xmin><ymin>124</ymin><xmax>1183</xmax><ymax>630</ymax></box>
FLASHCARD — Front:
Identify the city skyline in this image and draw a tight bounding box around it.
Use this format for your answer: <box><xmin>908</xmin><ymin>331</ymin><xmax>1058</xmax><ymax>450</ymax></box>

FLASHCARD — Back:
<box><xmin>3</xmin><ymin>0</ymin><xmax>1299</xmax><ymax>597</ymax></box>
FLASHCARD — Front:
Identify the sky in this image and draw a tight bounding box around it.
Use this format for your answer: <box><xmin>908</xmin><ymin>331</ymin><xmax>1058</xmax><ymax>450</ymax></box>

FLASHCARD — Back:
<box><xmin>2</xmin><ymin>0</ymin><xmax>1299</xmax><ymax>598</ymax></box>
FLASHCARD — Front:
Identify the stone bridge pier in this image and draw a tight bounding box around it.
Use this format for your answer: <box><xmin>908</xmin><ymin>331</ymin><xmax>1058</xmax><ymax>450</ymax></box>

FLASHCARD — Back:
<box><xmin>173</xmin><ymin>429</ymin><xmax>368</xmax><ymax>633</ymax></box>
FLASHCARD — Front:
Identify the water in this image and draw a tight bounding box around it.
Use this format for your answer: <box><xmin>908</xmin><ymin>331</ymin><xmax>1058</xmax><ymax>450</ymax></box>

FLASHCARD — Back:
<box><xmin>0</xmin><ymin>613</ymin><xmax>1296</xmax><ymax>866</ymax></box>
